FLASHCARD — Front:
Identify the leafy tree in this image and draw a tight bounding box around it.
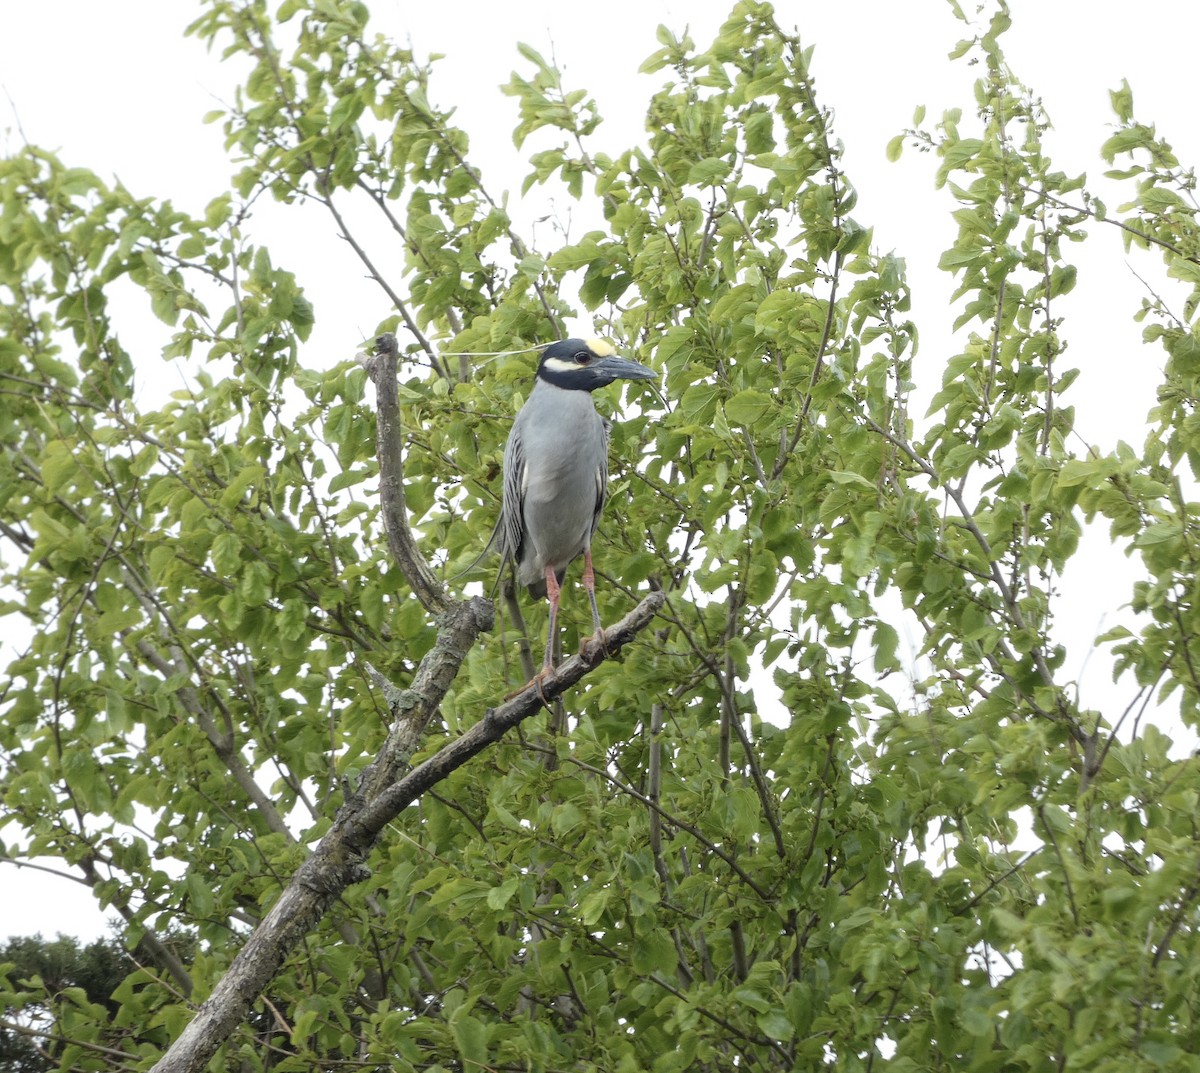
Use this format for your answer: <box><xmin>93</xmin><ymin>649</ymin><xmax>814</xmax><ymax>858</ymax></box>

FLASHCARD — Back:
<box><xmin>0</xmin><ymin>934</ymin><xmax>134</xmax><ymax>1072</ymax></box>
<box><xmin>2</xmin><ymin>1</ymin><xmax>1200</xmax><ymax>1071</ymax></box>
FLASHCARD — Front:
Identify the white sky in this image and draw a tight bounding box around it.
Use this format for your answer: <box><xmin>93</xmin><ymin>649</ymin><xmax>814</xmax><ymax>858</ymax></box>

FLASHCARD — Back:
<box><xmin>1</xmin><ymin>0</ymin><xmax>1197</xmax><ymax>940</ymax></box>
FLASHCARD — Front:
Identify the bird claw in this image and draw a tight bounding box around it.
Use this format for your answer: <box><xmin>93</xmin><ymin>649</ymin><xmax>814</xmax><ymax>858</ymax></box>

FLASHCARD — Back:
<box><xmin>505</xmin><ymin>665</ymin><xmax>556</xmax><ymax>705</ymax></box>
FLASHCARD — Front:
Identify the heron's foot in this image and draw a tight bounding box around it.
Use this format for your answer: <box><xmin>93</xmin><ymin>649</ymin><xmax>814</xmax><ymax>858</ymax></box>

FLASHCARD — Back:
<box><xmin>506</xmin><ymin>664</ymin><xmax>556</xmax><ymax>704</ymax></box>
<box><xmin>581</xmin><ymin>627</ymin><xmax>609</xmax><ymax>664</ymax></box>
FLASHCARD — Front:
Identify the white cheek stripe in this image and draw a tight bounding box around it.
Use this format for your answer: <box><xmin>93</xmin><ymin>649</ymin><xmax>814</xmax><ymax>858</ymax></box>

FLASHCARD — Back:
<box><xmin>543</xmin><ymin>357</ymin><xmax>587</xmax><ymax>375</ymax></box>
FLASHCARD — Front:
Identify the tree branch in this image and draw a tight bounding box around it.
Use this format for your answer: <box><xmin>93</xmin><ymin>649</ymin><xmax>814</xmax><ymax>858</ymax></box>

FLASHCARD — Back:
<box><xmin>360</xmin><ymin>332</ymin><xmax>450</xmax><ymax>614</ymax></box>
<box><xmin>356</xmin><ymin>592</ymin><xmax>664</xmax><ymax>835</ymax></box>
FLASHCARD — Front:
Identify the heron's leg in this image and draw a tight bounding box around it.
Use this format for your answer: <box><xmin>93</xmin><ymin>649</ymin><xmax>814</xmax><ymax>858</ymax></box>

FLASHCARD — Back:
<box><xmin>543</xmin><ymin>564</ymin><xmax>561</xmax><ymax>672</ymax></box>
<box><xmin>506</xmin><ymin>567</ymin><xmax>561</xmax><ymax>704</ymax></box>
<box><xmin>581</xmin><ymin>548</ymin><xmax>608</xmax><ymax>656</ymax></box>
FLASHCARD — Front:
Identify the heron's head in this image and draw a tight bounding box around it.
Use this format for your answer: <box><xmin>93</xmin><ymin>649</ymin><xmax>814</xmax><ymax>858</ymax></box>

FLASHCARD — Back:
<box><xmin>536</xmin><ymin>338</ymin><xmax>657</xmax><ymax>391</ymax></box>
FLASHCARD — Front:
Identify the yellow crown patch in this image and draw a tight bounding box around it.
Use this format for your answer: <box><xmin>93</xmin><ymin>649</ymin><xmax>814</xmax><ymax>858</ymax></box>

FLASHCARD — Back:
<box><xmin>586</xmin><ymin>337</ymin><xmax>616</xmax><ymax>358</ymax></box>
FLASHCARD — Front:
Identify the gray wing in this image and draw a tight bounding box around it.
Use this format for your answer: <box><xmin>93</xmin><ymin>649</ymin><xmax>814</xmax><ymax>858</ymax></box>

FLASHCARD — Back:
<box><xmin>591</xmin><ymin>417</ymin><xmax>611</xmax><ymax>538</ymax></box>
<box><xmin>500</xmin><ymin>414</ymin><xmax>528</xmax><ymax>565</ymax></box>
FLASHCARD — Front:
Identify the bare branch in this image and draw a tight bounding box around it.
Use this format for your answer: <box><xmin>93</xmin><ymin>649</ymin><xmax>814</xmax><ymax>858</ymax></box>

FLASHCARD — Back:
<box><xmin>361</xmin><ymin>332</ymin><xmax>451</xmax><ymax>614</ymax></box>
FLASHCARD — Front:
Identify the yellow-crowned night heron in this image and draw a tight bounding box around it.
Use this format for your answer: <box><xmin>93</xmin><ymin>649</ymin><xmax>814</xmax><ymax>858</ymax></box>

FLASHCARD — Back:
<box><xmin>498</xmin><ymin>337</ymin><xmax>656</xmax><ymax>678</ymax></box>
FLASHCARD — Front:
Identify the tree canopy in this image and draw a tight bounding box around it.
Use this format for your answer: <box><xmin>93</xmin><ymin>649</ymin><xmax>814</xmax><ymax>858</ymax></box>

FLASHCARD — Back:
<box><xmin>3</xmin><ymin>0</ymin><xmax>1200</xmax><ymax>1070</ymax></box>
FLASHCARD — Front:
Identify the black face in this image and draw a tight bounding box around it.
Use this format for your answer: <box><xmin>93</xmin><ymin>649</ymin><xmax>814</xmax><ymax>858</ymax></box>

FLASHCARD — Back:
<box><xmin>540</xmin><ymin>338</ymin><xmax>601</xmax><ymax>365</ymax></box>
<box><xmin>536</xmin><ymin>338</ymin><xmax>658</xmax><ymax>392</ymax></box>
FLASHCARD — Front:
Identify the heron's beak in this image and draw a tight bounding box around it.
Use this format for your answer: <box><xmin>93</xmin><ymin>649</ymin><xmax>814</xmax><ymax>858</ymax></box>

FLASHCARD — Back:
<box><xmin>590</xmin><ymin>355</ymin><xmax>658</xmax><ymax>385</ymax></box>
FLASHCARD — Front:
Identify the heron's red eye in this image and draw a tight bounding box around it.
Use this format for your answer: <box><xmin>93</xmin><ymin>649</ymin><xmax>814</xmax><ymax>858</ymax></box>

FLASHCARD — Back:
<box><xmin>574</xmin><ymin>351</ymin><xmax>591</xmax><ymax>364</ymax></box>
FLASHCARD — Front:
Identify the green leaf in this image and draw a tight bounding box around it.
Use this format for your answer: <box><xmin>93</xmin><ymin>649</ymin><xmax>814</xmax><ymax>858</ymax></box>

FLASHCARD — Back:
<box><xmin>631</xmin><ymin>928</ymin><xmax>676</xmax><ymax>975</ymax></box>
<box><xmin>1135</xmin><ymin>522</ymin><xmax>1182</xmax><ymax>547</ymax></box>
<box><xmin>184</xmin><ymin>873</ymin><xmax>214</xmax><ymax>919</ymax></box>
<box><xmin>755</xmin><ymin>1008</ymin><xmax>795</xmax><ymax>1041</ymax></box>
<box><xmin>40</xmin><ymin>444</ymin><xmax>78</xmax><ymax>494</ymax></box>
<box><xmin>723</xmin><ymin>389</ymin><xmax>772</xmax><ymax>427</ymax></box>
<box><xmin>686</xmin><ymin>158</ymin><xmax>731</xmax><ymax>186</ymax></box>
<box><xmin>449</xmin><ymin>1012</ymin><xmax>488</xmax><ymax>1069</ymax></box>
<box><xmin>551</xmin><ymin>801</ymin><xmax>583</xmax><ymax>835</ymax></box>
<box><xmin>828</xmin><ymin>470</ymin><xmax>876</xmax><ymax>490</ymax></box>
<box><xmin>579</xmin><ymin>889</ymin><xmax>609</xmax><ymax>927</ymax></box>
<box><xmin>1109</xmin><ymin>79</ymin><xmax>1134</xmax><ymax>123</ymax></box>
<box><xmin>486</xmin><ymin>878</ymin><xmax>519</xmax><ymax>911</ymax></box>
<box><xmin>96</xmin><ymin>606</ymin><xmax>142</xmax><ymax>637</ymax></box>
<box><xmin>872</xmin><ymin>622</ymin><xmax>899</xmax><ymax>674</ymax></box>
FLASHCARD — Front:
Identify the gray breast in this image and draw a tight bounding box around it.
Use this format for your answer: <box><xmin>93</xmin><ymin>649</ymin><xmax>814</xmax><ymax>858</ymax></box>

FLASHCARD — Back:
<box><xmin>511</xmin><ymin>382</ymin><xmax>608</xmax><ymax>589</ymax></box>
